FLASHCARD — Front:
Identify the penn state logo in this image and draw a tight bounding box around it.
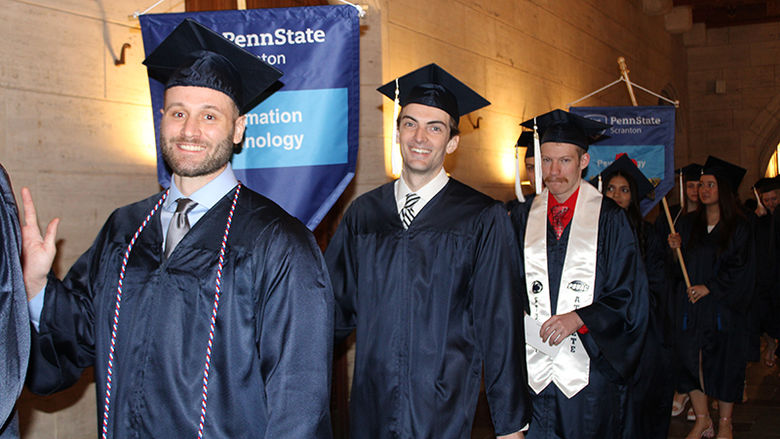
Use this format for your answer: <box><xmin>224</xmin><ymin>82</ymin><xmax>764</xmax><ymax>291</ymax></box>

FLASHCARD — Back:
<box><xmin>567</xmin><ymin>280</ymin><xmax>589</xmax><ymax>292</ymax></box>
<box><xmin>532</xmin><ymin>281</ymin><xmax>543</xmax><ymax>294</ymax></box>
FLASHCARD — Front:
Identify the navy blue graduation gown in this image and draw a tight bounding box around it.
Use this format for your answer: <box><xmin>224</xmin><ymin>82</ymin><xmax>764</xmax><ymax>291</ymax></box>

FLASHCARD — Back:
<box><xmin>26</xmin><ymin>187</ymin><xmax>334</xmax><ymax>438</ymax></box>
<box><xmin>626</xmin><ymin>222</ymin><xmax>674</xmax><ymax>439</ymax></box>
<box><xmin>0</xmin><ymin>165</ymin><xmax>28</xmax><ymax>438</ymax></box>
<box><xmin>671</xmin><ymin>213</ymin><xmax>754</xmax><ymax>402</ymax></box>
<box><xmin>749</xmin><ymin>212</ymin><xmax>777</xmax><ymax>343</ymax></box>
<box><xmin>325</xmin><ymin>179</ymin><xmax>531</xmax><ymax>438</ymax></box>
<box><xmin>510</xmin><ymin>197</ymin><xmax>649</xmax><ymax>439</ymax></box>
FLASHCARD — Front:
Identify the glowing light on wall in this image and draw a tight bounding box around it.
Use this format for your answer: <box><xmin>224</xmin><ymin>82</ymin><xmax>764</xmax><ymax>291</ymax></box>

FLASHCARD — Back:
<box><xmin>135</xmin><ymin>110</ymin><xmax>158</xmax><ymax>167</ymax></box>
<box><xmin>766</xmin><ymin>142</ymin><xmax>780</xmax><ymax>177</ymax></box>
<box><xmin>497</xmin><ymin>148</ymin><xmax>518</xmax><ymax>183</ymax></box>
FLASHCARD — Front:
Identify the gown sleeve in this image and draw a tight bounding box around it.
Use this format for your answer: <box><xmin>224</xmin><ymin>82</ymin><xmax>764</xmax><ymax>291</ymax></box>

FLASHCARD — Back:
<box><xmin>255</xmin><ymin>219</ymin><xmax>335</xmax><ymax>439</ymax></box>
<box><xmin>472</xmin><ymin>204</ymin><xmax>531</xmax><ymax>435</ymax></box>
<box><xmin>323</xmin><ymin>206</ymin><xmax>359</xmax><ymax>344</ymax></box>
<box><xmin>26</xmin><ymin>215</ymin><xmax>113</xmax><ymax>395</ymax></box>
<box><xmin>574</xmin><ymin>205</ymin><xmax>649</xmax><ymax>381</ymax></box>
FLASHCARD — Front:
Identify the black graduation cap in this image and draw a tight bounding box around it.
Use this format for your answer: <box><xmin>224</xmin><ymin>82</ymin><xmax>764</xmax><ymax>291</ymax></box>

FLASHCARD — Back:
<box><xmin>591</xmin><ymin>154</ymin><xmax>655</xmax><ymax>200</ymax></box>
<box><xmin>754</xmin><ymin>177</ymin><xmax>780</xmax><ymax>193</ymax></box>
<box><xmin>516</xmin><ymin>131</ymin><xmax>535</xmax><ymax>157</ymax></box>
<box><xmin>520</xmin><ymin>109</ymin><xmax>610</xmax><ymax>151</ymax></box>
<box><xmin>676</xmin><ymin>163</ymin><xmax>703</xmax><ymax>182</ymax></box>
<box><xmin>702</xmin><ymin>156</ymin><xmax>746</xmax><ymax>193</ymax></box>
<box><xmin>376</xmin><ymin>63</ymin><xmax>490</xmax><ymax>123</ymax></box>
<box><xmin>143</xmin><ymin>18</ymin><xmax>283</xmax><ymax>115</ymax></box>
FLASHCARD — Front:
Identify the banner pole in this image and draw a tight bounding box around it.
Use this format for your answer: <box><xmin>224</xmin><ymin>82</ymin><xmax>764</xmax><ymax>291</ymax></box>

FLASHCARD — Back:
<box><xmin>617</xmin><ymin>57</ymin><xmax>639</xmax><ymax>106</ymax></box>
<box><xmin>618</xmin><ymin>56</ymin><xmax>691</xmax><ymax>288</ymax></box>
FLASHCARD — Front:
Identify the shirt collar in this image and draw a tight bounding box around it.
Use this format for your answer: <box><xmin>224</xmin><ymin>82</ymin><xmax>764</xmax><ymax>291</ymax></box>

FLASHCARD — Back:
<box><xmin>548</xmin><ymin>186</ymin><xmax>580</xmax><ymax>210</ymax></box>
<box><xmin>395</xmin><ymin>168</ymin><xmax>450</xmax><ymax>208</ymax></box>
<box><xmin>165</xmin><ymin>163</ymin><xmax>239</xmax><ymax>211</ymax></box>
<box><xmin>547</xmin><ymin>186</ymin><xmax>580</xmax><ymax>232</ymax></box>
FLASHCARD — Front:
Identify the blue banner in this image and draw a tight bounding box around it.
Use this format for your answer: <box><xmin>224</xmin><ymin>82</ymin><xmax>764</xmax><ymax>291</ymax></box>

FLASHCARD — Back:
<box><xmin>140</xmin><ymin>6</ymin><xmax>360</xmax><ymax>229</ymax></box>
<box><xmin>570</xmin><ymin>106</ymin><xmax>676</xmax><ymax>215</ymax></box>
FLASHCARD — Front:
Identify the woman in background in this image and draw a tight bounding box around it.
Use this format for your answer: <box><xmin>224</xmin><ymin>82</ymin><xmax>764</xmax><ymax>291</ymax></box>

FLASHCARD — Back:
<box><xmin>598</xmin><ymin>154</ymin><xmax>672</xmax><ymax>439</ymax></box>
<box><xmin>668</xmin><ymin>156</ymin><xmax>754</xmax><ymax>439</ymax></box>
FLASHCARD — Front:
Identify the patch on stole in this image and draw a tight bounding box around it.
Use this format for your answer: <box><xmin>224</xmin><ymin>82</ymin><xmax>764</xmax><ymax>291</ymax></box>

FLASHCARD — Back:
<box><xmin>532</xmin><ymin>280</ymin><xmax>544</xmax><ymax>294</ymax></box>
<box><xmin>567</xmin><ymin>280</ymin><xmax>589</xmax><ymax>292</ymax></box>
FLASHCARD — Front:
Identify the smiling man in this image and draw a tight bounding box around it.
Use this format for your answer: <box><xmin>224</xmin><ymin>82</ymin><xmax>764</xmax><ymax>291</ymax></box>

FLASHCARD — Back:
<box><xmin>325</xmin><ymin>64</ymin><xmax>530</xmax><ymax>438</ymax></box>
<box><xmin>21</xmin><ymin>19</ymin><xmax>334</xmax><ymax>438</ymax></box>
<box><xmin>511</xmin><ymin>109</ymin><xmax>649</xmax><ymax>439</ymax></box>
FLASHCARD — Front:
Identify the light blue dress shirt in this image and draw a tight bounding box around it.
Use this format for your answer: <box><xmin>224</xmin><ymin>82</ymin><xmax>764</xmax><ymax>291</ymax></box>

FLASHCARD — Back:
<box><xmin>29</xmin><ymin>164</ymin><xmax>240</xmax><ymax>331</ymax></box>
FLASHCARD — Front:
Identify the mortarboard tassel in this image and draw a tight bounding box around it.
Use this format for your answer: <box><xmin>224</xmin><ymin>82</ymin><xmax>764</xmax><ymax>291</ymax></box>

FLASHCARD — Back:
<box><xmin>754</xmin><ymin>186</ymin><xmax>765</xmax><ymax>210</ymax></box>
<box><xmin>514</xmin><ymin>147</ymin><xmax>525</xmax><ymax>202</ymax></box>
<box><xmin>533</xmin><ymin>117</ymin><xmax>542</xmax><ymax>195</ymax></box>
<box><xmin>390</xmin><ymin>78</ymin><xmax>402</xmax><ymax>177</ymax></box>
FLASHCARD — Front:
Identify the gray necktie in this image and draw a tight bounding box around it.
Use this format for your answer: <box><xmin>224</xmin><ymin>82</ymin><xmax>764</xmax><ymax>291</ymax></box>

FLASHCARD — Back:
<box><xmin>400</xmin><ymin>192</ymin><xmax>421</xmax><ymax>229</ymax></box>
<box><xmin>165</xmin><ymin>198</ymin><xmax>197</xmax><ymax>259</ymax></box>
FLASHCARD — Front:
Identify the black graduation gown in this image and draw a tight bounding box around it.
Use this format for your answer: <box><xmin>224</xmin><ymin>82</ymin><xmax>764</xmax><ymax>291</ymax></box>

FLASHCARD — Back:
<box><xmin>26</xmin><ymin>187</ymin><xmax>334</xmax><ymax>438</ymax></box>
<box><xmin>626</xmin><ymin>222</ymin><xmax>674</xmax><ymax>439</ymax></box>
<box><xmin>0</xmin><ymin>165</ymin><xmax>28</xmax><ymax>438</ymax></box>
<box><xmin>748</xmin><ymin>212</ymin><xmax>776</xmax><ymax>358</ymax></box>
<box><xmin>510</xmin><ymin>197</ymin><xmax>649</xmax><ymax>439</ymax></box>
<box><xmin>671</xmin><ymin>214</ymin><xmax>754</xmax><ymax>402</ymax></box>
<box><xmin>325</xmin><ymin>179</ymin><xmax>531</xmax><ymax>438</ymax></box>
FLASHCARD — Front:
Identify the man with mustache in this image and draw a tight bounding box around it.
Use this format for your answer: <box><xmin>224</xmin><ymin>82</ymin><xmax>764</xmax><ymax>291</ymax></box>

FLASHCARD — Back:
<box><xmin>21</xmin><ymin>19</ymin><xmax>334</xmax><ymax>438</ymax></box>
<box><xmin>510</xmin><ymin>109</ymin><xmax>649</xmax><ymax>439</ymax></box>
<box><xmin>325</xmin><ymin>64</ymin><xmax>530</xmax><ymax>438</ymax></box>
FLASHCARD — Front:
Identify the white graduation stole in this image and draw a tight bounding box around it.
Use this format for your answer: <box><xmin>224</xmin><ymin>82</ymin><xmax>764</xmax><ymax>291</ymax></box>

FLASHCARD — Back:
<box><xmin>524</xmin><ymin>180</ymin><xmax>601</xmax><ymax>398</ymax></box>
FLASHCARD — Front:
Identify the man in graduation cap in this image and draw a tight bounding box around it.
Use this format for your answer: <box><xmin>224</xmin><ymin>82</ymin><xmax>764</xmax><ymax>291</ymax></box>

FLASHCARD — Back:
<box><xmin>510</xmin><ymin>109</ymin><xmax>649</xmax><ymax>439</ymax></box>
<box><xmin>325</xmin><ymin>64</ymin><xmax>531</xmax><ymax>438</ymax></box>
<box><xmin>21</xmin><ymin>19</ymin><xmax>334</xmax><ymax>438</ymax></box>
<box><xmin>754</xmin><ymin>177</ymin><xmax>779</xmax><ymax>215</ymax></box>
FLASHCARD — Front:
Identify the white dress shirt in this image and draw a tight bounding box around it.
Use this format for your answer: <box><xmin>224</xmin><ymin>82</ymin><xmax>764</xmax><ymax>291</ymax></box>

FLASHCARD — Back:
<box><xmin>394</xmin><ymin>167</ymin><xmax>449</xmax><ymax>222</ymax></box>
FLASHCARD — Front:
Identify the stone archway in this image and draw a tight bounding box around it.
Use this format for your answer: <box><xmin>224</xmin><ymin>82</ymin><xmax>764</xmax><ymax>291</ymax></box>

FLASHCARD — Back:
<box><xmin>743</xmin><ymin>91</ymin><xmax>780</xmax><ymax>177</ymax></box>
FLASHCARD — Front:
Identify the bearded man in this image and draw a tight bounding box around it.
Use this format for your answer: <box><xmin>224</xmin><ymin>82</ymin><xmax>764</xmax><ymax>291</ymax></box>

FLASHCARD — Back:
<box><xmin>22</xmin><ymin>19</ymin><xmax>334</xmax><ymax>438</ymax></box>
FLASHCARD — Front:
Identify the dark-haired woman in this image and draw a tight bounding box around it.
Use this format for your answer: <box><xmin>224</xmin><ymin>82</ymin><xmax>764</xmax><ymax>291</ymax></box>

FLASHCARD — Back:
<box><xmin>602</xmin><ymin>164</ymin><xmax>673</xmax><ymax>439</ymax></box>
<box><xmin>668</xmin><ymin>159</ymin><xmax>754</xmax><ymax>439</ymax></box>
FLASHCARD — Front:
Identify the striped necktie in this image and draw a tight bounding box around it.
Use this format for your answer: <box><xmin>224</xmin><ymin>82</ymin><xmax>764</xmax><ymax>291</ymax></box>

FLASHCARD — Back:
<box><xmin>400</xmin><ymin>192</ymin><xmax>421</xmax><ymax>229</ymax></box>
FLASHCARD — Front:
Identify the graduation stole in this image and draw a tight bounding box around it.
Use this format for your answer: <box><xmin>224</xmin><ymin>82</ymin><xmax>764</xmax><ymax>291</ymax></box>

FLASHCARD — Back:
<box><xmin>524</xmin><ymin>180</ymin><xmax>601</xmax><ymax>398</ymax></box>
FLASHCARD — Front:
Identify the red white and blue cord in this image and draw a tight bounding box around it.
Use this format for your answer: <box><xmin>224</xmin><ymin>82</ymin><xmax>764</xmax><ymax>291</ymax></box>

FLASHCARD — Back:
<box><xmin>102</xmin><ymin>189</ymin><xmax>168</xmax><ymax>439</ymax></box>
<box><xmin>197</xmin><ymin>183</ymin><xmax>240</xmax><ymax>438</ymax></box>
<box><xmin>101</xmin><ymin>184</ymin><xmax>241</xmax><ymax>439</ymax></box>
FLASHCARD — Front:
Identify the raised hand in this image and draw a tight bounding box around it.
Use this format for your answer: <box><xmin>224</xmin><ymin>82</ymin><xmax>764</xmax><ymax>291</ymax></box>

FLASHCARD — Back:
<box><xmin>20</xmin><ymin>187</ymin><xmax>59</xmax><ymax>300</ymax></box>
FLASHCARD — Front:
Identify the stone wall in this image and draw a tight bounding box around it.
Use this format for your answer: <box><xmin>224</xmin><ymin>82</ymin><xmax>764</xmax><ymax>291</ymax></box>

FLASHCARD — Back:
<box><xmin>685</xmin><ymin>21</ymin><xmax>780</xmax><ymax>198</ymax></box>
